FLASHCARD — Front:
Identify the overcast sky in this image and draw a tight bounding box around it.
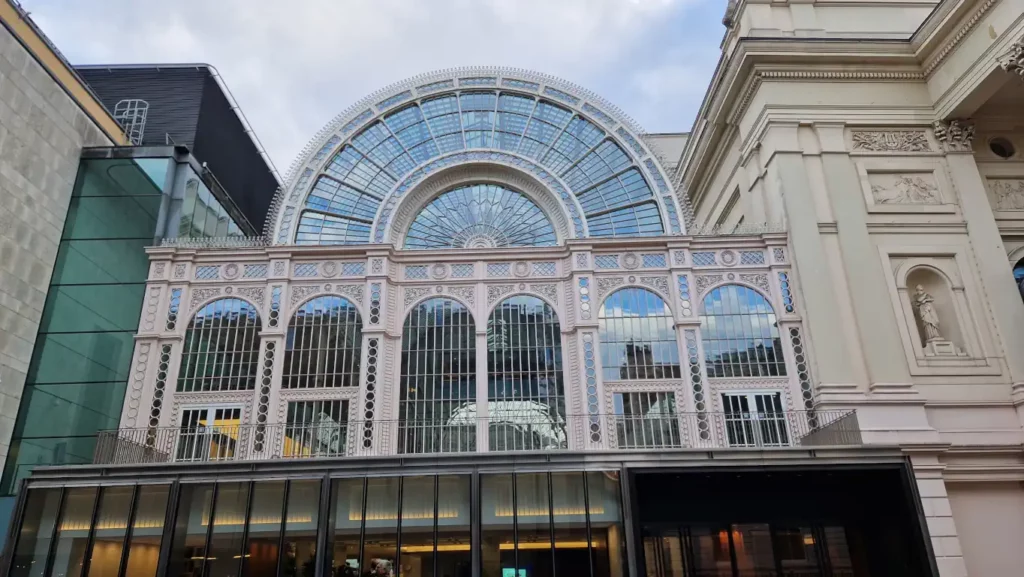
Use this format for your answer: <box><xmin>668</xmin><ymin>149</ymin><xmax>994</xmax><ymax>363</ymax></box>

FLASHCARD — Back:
<box><xmin>21</xmin><ymin>0</ymin><xmax>723</xmax><ymax>178</ymax></box>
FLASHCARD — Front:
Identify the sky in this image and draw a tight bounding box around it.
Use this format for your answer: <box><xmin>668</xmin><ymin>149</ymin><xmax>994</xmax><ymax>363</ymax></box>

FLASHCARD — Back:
<box><xmin>21</xmin><ymin>0</ymin><xmax>723</xmax><ymax>179</ymax></box>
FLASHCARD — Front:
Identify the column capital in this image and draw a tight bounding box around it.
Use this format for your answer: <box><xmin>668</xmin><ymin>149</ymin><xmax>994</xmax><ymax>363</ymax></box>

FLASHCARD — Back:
<box><xmin>999</xmin><ymin>36</ymin><xmax>1024</xmax><ymax>78</ymax></box>
<box><xmin>933</xmin><ymin>119</ymin><xmax>975</xmax><ymax>153</ymax></box>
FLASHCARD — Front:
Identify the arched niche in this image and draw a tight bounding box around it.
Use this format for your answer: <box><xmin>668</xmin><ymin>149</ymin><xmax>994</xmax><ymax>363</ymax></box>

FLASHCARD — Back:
<box><xmin>896</xmin><ymin>264</ymin><xmax>968</xmax><ymax>358</ymax></box>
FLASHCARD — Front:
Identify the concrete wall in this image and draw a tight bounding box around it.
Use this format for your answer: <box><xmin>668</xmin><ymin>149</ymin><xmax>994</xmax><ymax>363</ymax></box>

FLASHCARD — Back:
<box><xmin>0</xmin><ymin>21</ymin><xmax>112</xmax><ymax>465</ymax></box>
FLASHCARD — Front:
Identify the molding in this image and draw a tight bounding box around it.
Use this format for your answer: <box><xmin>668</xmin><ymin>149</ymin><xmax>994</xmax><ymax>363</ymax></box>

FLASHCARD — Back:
<box><xmin>933</xmin><ymin>119</ymin><xmax>975</xmax><ymax>153</ymax></box>
<box><xmin>999</xmin><ymin>36</ymin><xmax>1024</xmax><ymax>77</ymax></box>
<box><xmin>922</xmin><ymin>0</ymin><xmax>999</xmax><ymax>78</ymax></box>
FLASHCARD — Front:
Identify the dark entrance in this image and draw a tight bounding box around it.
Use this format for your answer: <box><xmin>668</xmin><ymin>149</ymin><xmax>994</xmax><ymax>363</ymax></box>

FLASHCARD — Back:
<box><xmin>631</xmin><ymin>466</ymin><xmax>936</xmax><ymax>577</ymax></box>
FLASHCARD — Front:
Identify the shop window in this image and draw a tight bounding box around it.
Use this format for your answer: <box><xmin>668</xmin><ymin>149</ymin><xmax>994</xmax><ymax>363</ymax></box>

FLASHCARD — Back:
<box><xmin>283</xmin><ymin>295</ymin><xmax>362</xmax><ymax>388</ymax></box>
<box><xmin>84</xmin><ymin>486</ymin><xmax>134</xmax><ymax>577</ymax></box>
<box><xmin>9</xmin><ymin>488</ymin><xmax>62</xmax><ymax>577</ymax></box>
<box><xmin>243</xmin><ymin>481</ymin><xmax>286</xmax><ymax>577</ymax></box>
<box><xmin>700</xmin><ymin>285</ymin><xmax>786</xmax><ymax>378</ymax></box>
<box><xmin>178</xmin><ymin>298</ymin><xmax>262</xmax><ymax>393</ymax></box>
<box><xmin>123</xmin><ymin>485</ymin><xmax>170</xmax><ymax>577</ymax></box>
<box><xmin>49</xmin><ymin>487</ymin><xmax>98</xmax><ymax>577</ymax></box>
<box><xmin>282</xmin><ymin>480</ymin><xmax>322</xmax><ymax>577</ymax></box>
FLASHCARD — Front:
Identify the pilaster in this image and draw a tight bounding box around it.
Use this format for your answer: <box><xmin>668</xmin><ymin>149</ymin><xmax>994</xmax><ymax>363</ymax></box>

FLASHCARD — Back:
<box><xmin>910</xmin><ymin>454</ymin><xmax>968</xmax><ymax>577</ymax></box>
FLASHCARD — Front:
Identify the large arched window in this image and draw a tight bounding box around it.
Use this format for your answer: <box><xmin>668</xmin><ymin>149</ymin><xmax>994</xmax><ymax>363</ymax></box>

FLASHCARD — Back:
<box><xmin>399</xmin><ymin>298</ymin><xmax>476</xmax><ymax>453</ymax></box>
<box><xmin>700</xmin><ymin>285</ymin><xmax>786</xmax><ymax>378</ymax></box>
<box><xmin>178</xmin><ymin>298</ymin><xmax>261</xmax><ymax>392</ymax></box>
<box><xmin>405</xmin><ymin>184</ymin><xmax>557</xmax><ymax>249</ymax></box>
<box><xmin>598</xmin><ymin>288</ymin><xmax>681</xmax><ymax>381</ymax></box>
<box><xmin>283</xmin><ymin>295</ymin><xmax>363</xmax><ymax>388</ymax></box>
<box><xmin>487</xmin><ymin>295</ymin><xmax>565</xmax><ymax>450</ymax></box>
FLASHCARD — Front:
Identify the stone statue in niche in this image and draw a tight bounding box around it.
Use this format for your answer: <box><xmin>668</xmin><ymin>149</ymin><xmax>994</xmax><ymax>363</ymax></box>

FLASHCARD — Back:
<box><xmin>912</xmin><ymin>285</ymin><xmax>942</xmax><ymax>342</ymax></box>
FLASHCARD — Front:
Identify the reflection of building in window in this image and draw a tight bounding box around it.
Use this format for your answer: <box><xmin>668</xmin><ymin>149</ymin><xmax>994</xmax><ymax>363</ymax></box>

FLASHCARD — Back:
<box><xmin>613</xmin><ymin>392</ymin><xmax>680</xmax><ymax>448</ymax></box>
<box><xmin>283</xmin><ymin>296</ymin><xmax>362</xmax><ymax>388</ymax></box>
<box><xmin>177</xmin><ymin>298</ymin><xmax>261</xmax><ymax>392</ymax></box>
<box><xmin>700</xmin><ymin>285</ymin><xmax>786</xmax><ymax>378</ymax></box>
<box><xmin>284</xmin><ymin>400</ymin><xmax>348</xmax><ymax>457</ymax></box>
<box><xmin>599</xmin><ymin>288</ymin><xmax>682</xmax><ymax>381</ymax></box>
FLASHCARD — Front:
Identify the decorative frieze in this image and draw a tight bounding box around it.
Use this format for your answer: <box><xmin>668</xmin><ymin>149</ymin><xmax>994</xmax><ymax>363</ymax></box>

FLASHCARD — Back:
<box><xmin>695</xmin><ymin>274</ymin><xmax>723</xmax><ymax>296</ymax></box>
<box><xmin>290</xmin><ymin>285</ymin><xmax>321</xmax><ymax>306</ymax></box>
<box><xmin>487</xmin><ymin>284</ymin><xmax>515</xmax><ymax>305</ymax></box>
<box><xmin>851</xmin><ymin>131</ymin><xmax>930</xmax><ymax>152</ymax></box>
<box><xmin>190</xmin><ymin>287</ymin><xmax>221</xmax><ymax>311</ymax></box>
<box><xmin>987</xmin><ymin>179</ymin><xmax>1024</xmax><ymax>210</ymax></box>
<box><xmin>870</xmin><ymin>174</ymin><xmax>941</xmax><ymax>205</ymax></box>
<box><xmin>933</xmin><ymin>120</ymin><xmax>975</xmax><ymax>153</ymax></box>
<box><xmin>336</xmin><ymin>284</ymin><xmax>365</xmax><ymax>305</ymax></box>
<box><xmin>404</xmin><ymin>286</ymin><xmax>432</xmax><ymax>307</ymax></box>
<box><xmin>740</xmin><ymin>274</ymin><xmax>771</xmax><ymax>295</ymax></box>
<box><xmin>999</xmin><ymin>37</ymin><xmax>1024</xmax><ymax>78</ymax></box>
<box><xmin>639</xmin><ymin>276</ymin><xmax>669</xmax><ymax>297</ymax></box>
<box><xmin>530</xmin><ymin>283</ymin><xmax>558</xmax><ymax>303</ymax></box>
<box><xmin>237</xmin><ymin>287</ymin><xmax>266</xmax><ymax>308</ymax></box>
<box><xmin>448</xmin><ymin>286</ymin><xmax>476</xmax><ymax>305</ymax></box>
<box><xmin>597</xmin><ymin>277</ymin><xmax>625</xmax><ymax>299</ymax></box>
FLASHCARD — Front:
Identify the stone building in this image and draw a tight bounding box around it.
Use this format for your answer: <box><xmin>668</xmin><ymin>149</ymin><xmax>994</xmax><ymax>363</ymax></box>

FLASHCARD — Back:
<box><xmin>4</xmin><ymin>0</ymin><xmax>1024</xmax><ymax>576</ymax></box>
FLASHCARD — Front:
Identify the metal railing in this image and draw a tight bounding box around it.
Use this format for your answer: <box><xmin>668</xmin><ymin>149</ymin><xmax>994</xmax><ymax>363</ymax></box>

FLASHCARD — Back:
<box><xmin>92</xmin><ymin>410</ymin><xmax>860</xmax><ymax>466</ymax></box>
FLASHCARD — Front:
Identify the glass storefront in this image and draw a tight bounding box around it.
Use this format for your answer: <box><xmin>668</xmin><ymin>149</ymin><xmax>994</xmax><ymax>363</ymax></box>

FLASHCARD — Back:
<box><xmin>5</xmin><ymin>472</ymin><xmax>623</xmax><ymax>577</ymax></box>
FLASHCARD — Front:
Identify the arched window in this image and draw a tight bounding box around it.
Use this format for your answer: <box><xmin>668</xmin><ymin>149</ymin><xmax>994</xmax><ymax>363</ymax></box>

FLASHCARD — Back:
<box><xmin>404</xmin><ymin>184</ymin><xmax>557</xmax><ymax>249</ymax></box>
<box><xmin>1014</xmin><ymin>258</ymin><xmax>1024</xmax><ymax>303</ymax></box>
<box><xmin>399</xmin><ymin>298</ymin><xmax>476</xmax><ymax>453</ymax></box>
<box><xmin>178</xmin><ymin>298</ymin><xmax>261</xmax><ymax>392</ymax></box>
<box><xmin>700</xmin><ymin>285</ymin><xmax>785</xmax><ymax>378</ymax></box>
<box><xmin>283</xmin><ymin>295</ymin><xmax>362</xmax><ymax>388</ymax></box>
<box><xmin>599</xmin><ymin>288</ymin><xmax>681</xmax><ymax>381</ymax></box>
<box><xmin>487</xmin><ymin>295</ymin><xmax>565</xmax><ymax>450</ymax></box>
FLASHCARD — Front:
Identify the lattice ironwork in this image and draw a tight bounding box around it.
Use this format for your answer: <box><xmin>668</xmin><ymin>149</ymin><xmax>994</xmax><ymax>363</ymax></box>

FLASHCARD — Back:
<box><xmin>283</xmin><ymin>295</ymin><xmax>362</xmax><ymax>388</ymax></box>
<box><xmin>598</xmin><ymin>288</ymin><xmax>682</xmax><ymax>381</ymax></box>
<box><xmin>700</xmin><ymin>285</ymin><xmax>786</xmax><ymax>378</ymax></box>
<box><xmin>177</xmin><ymin>298</ymin><xmax>261</xmax><ymax>392</ymax></box>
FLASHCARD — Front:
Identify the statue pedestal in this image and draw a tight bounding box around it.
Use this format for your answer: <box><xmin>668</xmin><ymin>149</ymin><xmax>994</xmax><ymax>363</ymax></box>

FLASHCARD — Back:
<box><xmin>924</xmin><ymin>339</ymin><xmax>966</xmax><ymax>357</ymax></box>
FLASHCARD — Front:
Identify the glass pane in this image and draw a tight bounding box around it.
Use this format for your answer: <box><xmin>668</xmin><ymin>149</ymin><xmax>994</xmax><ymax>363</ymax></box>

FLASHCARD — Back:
<box><xmin>700</xmin><ymin>285</ymin><xmax>786</xmax><ymax>378</ymax></box>
<box><xmin>28</xmin><ymin>332</ymin><xmax>135</xmax><ymax>384</ymax></box>
<box><xmin>362</xmin><ymin>477</ymin><xmax>399</xmax><ymax>577</ymax></box>
<box><xmin>773</xmin><ymin>526</ymin><xmax>821</xmax><ymax>576</ymax></box>
<box><xmin>732</xmin><ymin>524</ymin><xmax>775</xmax><ymax>577</ymax></box>
<box><xmin>587</xmin><ymin>471</ymin><xmax>625</xmax><ymax>577</ymax></box>
<box><xmin>400</xmin><ymin>476</ymin><xmax>436</xmax><ymax>577</ymax></box>
<box><xmin>480</xmin><ymin>474</ymin><xmax>514</xmax><ymax>577</ymax></box>
<box><xmin>49</xmin><ymin>486</ymin><xmax>98</xmax><ymax>577</ymax></box>
<box><xmin>243</xmin><ymin>481</ymin><xmax>285</xmax><ymax>577</ymax></box>
<box><xmin>16</xmin><ymin>383</ymin><xmax>127</xmax><ymax>438</ymax></box>
<box><xmin>0</xmin><ymin>438</ymin><xmax>97</xmax><ymax>495</ymax></box>
<box><xmin>206</xmin><ymin>483</ymin><xmax>250</xmax><ymax>577</ymax></box>
<box><xmin>599</xmin><ymin>288</ymin><xmax>682</xmax><ymax>381</ymax></box>
<box><xmin>283</xmin><ymin>296</ymin><xmax>363</xmax><ymax>389</ymax></box>
<box><xmin>689</xmin><ymin>527</ymin><xmax>733</xmax><ymax>577</ymax></box>
<box><xmin>435</xmin><ymin>476</ymin><xmax>471</xmax><ymax>577</ymax></box>
<box><xmin>73</xmin><ymin>158</ymin><xmax>164</xmax><ymax>198</ymax></box>
<box><xmin>641</xmin><ymin>529</ymin><xmax>685</xmax><ymax>577</ymax></box>
<box><xmin>550</xmin><ymin>472</ymin><xmax>589</xmax><ymax>577</ymax></box>
<box><xmin>9</xmin><ymin>488</ymin><xmax>62</xmax><ymax>577</ymax></box>
<box><xmin>177</xmin><ymin>298</ymin><xmax>262</xmax><ymax>393</ymax></box>
<box><xmin>328</xmin><ymin>478</ymin><xmax>364</xmax><ymax>577</ymax></box>
<box><xmin>62</xmin><ymin>196</ymin><xmax>161</xmax><ymax>240</ymax></box>
<box><xmin>124</xmin><ymin>485</ymin><xmax>169</xmax><ymax>577</ymax></box>
<box><xmin>51</xmin><ymin>240</ymin><xmax>152</xmax><ymax>285</ymax></box>
<box><xmin>516</xmin><ymin>474</ymin><xmax>552</xmax><ymax>577</ymax></box>
<box><xmin>282</xmin><ymin>480</ymin><xmax>321</xmax><ymax>577</ymax></box>
<box><xmin>41</xmin><ymin>285</ymin><xmax>146</xmax><ymax>333</ymax></box>
<box><xmin>85</xmin><ymin>486</ymin><xmax>134</xmax><ymax>577</ymax></box>
<box><xmin>166</xmin><ymin>484</ymin><xmax>214</xmax><ymax>577</ymax></box>
<box><xmin>824</xmin><ymin>526</ymin><xmax>855</xmax><ymax>577</ymax></box>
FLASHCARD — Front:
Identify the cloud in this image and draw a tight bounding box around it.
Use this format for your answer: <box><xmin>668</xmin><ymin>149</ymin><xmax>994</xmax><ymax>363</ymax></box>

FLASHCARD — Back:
<box><xmin>23</xmin><ymin>0</ymin><xmax>721</xmax><ymax>174</ymax></box>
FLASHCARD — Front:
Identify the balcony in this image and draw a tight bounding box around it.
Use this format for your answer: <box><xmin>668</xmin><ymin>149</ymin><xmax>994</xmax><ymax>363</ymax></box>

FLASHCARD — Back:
<box><xmin>92</xmin><ymin>410</ymin><xmax>860</xmax><ymax>466</ymax></box>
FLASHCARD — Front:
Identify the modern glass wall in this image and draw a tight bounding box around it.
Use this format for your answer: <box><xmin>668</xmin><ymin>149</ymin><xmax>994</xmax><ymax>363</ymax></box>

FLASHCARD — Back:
<box><xmin>6</xmin><ymin>472</ymin><xmax>622</xmax><ymax>577</ymax></box>
<box><xmin>1</xmin><ymin>155</ymin><xmax>250</xmax><ymax>496</ymax></box>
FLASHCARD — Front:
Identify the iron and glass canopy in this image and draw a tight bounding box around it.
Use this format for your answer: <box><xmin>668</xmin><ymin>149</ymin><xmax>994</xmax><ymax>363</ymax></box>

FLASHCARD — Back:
<box><xmin>272</xmin><ymin>68</ymin><xmax>687</xmax><ymax>247</ymax></box>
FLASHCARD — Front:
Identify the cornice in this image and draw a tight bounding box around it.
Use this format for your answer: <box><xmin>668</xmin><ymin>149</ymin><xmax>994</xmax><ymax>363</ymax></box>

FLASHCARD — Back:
<box><xmin>920</xmin><ymin>0</ymin><xmax>999</xmax><ymax>77</ymax></box>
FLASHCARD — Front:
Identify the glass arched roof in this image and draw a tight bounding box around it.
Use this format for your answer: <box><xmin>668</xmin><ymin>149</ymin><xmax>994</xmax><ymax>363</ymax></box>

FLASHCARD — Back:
<box><xmin>273</xmin><ymin>69</ymin><xmax>687</xmax><ymax>246</ymax></box>
<box><xmin>405</xmin><ymin>183</ymin><xmax>556</xmax><ymax>249</ymax></box>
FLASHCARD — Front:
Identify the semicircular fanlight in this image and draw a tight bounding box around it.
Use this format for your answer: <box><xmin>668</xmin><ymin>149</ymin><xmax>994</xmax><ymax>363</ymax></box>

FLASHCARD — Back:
<box><xmin>404</xmin><ymin>183</ymin><xmax>557</xmax><ymax>249</ymax></box>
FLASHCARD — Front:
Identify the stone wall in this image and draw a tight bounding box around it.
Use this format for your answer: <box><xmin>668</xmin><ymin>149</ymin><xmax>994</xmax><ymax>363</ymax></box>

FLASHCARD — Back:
<box><xmin>0</xmin><ymin>23</ymin><xmax>111</xmax><ymax>464</ymax></box>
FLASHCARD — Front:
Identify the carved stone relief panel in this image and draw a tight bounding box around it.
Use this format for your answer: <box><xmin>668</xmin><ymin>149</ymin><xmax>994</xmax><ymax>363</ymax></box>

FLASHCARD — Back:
<box><xmin>868</xmin><ymin>173</ymin><xmax>942</xmax><ymax>205</ymax></box>
<box><xmin>851</xmin><ymin>131</ymin><xmax>931</xmax><ymax>153</ymax></box>
<box><xmin>986</xmin><ymin>179</ymin><xmax>1024</xmax><ymax>211</ymax></box>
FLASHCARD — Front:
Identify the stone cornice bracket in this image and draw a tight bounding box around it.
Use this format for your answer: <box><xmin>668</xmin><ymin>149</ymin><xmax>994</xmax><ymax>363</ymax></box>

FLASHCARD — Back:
<box><xmin>722</xmin><ymin>0</ymin><xmax>739</xmax><ymax>28</ymax></box>
<box><xmin>933</xmin><ymin>119</ymin><xmax>975</xmax><ymax>153</ymax></box>
<box><xmin>999</xmin><ymin>38</ymin><xmax>1024</xmax><ymax>79</ymax></box>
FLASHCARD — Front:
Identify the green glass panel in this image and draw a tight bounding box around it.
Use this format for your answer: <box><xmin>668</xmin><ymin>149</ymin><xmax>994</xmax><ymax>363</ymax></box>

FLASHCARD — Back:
<box><xmin>51</xmin><ymin>240</ymin><xmax>152</xmax><ymax>285</ymax></box>
<box><xmin>28</xmin><ymin>332</ymin><xmax>134</xmax><ymax>384</ymax></box>
<box><xmin>14</xmin><ymin>382</ymin><xmax>126</xmax><ymax>438</ymax></box>
<box><xmin>1</xmin><ymin>437</ymin><xmax>97</xmax><ymax>494</ymax></box>
<box><xmin>41</xmin><ymin>285</ymin><xmax>145</xmax><ymax>332</ymax></box>
<box><xmin>134</xmin><ymin>158</ymin><xmax>172</xmax><ymax>190</ymax></box>
<box><xmin>72</xmin><ymin>158</ymin><xmax>164</xmax><ymax>198</ymax></box>
<box><xmin>62</xmin><ymin>196</ymin><xmax>161</xmax><ymax>240</ymax></box>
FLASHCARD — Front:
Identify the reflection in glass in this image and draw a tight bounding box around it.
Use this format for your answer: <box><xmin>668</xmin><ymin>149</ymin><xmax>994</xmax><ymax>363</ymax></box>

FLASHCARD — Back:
<box><xmin>435</xmin><ymin>476</ymin><xmax>471</xmax><ymax>577</ymax></box>
<box><xmin>587</xmin><ymin>472</ymin><xmax>625</xmax><ymax>577</ymax></box>
<box><xmin>549</xmin><ymin>472</ymin><xmax>590</xmax><ymax>577</ymax></box>
<box><xmin>282</xmin><ymin>480</ymin><xmax>321</xmax><ymax>577</ymax></box>
<box><xmin>825</xmin><ymin>526</ymin><xmax>856</xmax><ymax>577</ymax></box>
<box><xmin>49</xmin><ymin>486</ymin><xmax>98</xmax><ymax>577</ymax></box>
<box><xmin>404</xmin><ymin>184</ymin><xmax>556</xmax><ymax>249</ymax></box>
<box><xmin>488</xmin><ymin>296</ymin><xmax>565</xmax><ymax>451</ymax></box>
<box><xmin>283</xmin><ymin>295</ymin><xmax>363</xmax><ymax>389</ymax></box>
<box><xmin>243</xmin><ymin>481</ymin><xmax>285</xmax><ymax>577</ymax></box>
<box><xmin>85</xmin><ymin>486</ymin><xmax>134</xmax><ymax>577</ymax></box>
<box><xmin>773</xmin><ymin>526</ymin><xmax>820</xmax><ymax>576</ymax></box>
<box><xmin>177</xmin><ymin>298</ymin><xmax>262</xmax><ymax>392</ymax></box>
<box><xmin>613</xmin><ymin>392</ymin><xmax>680</xmax><ymax>449</ymax></box>
<box><xmin>400</xmin><ymin>476</ymin><xmax>436</xmax><ymax>577</ymax></box>
<box><xmin>641</xmin><ymin>529</ymin><xmax>685</xmax><ymax>577</ymax></box>
<box><xmin>599</xmin><ymin>288</ymin><xmax>681</xmax><ymax>381</ymax></box>
<box><xmin>10</xmin><ymin>488</ymin><xmax>62</xmax><ymax>577</ymax></box>
<box><xmin>399</xmin><ymin>299</ymin><xmax>476</xmax><ymax>454</ymax></box>
<box><xmin>167</xmin><ymin>484</ymin><xmax>214</xmax><ymax>577</ymax></box>
<box><xmin>124</xmin><ymin>485</ymin><xmax>170</xmax><ymax>577</ymax></box>
<box><xmin>689</xmin><ymin>527</ymin><xmax>733</xmax><ymax>577</ymax></box>
<box><xmin>206</xmin><ymin>483</ymin><xmax>250</xmax><ymax>577</ymax></box>
<box><xmin>515</xmin><ymin>474</ymin><xmax>553</xmax><ymax>577</ymax></box>
<box><xmin>730</xmin><ymin>524</ymin><xmax>776</xmax><ymax>577</ymax></box>
<box><xmin>284</xmin><ymin>400</ymin><xmax>349</xmax><ymax>458</ymax></box>
<box><xmin>480</xmin><ymin>474</ymin><xmax>515</xmax><ymax>577</ymax></box>
<box><xmin>329</xmin><ymin>478</ymin><xmax>364</xmax><ymax>577</ymax></box>
<box><xmin>362</xmin><ymin>477</ymin><xmax>399</xmax><ymax>577</ymax></box>
<box><xmin>700</xmin><ymin>285</ymin><xmax>786</xmax><ymax>378</ymax></box>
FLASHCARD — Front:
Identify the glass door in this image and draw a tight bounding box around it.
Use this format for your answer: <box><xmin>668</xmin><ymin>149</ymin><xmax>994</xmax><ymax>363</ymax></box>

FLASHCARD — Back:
<box><xmin>175</xmin><ymin>405</ymin><xmax>243</xmax><ymax>461</ymax></box>
<box><xmin>721</xmin><ymin>393</ymin><xmax>789</xmax><ymax>447</ymax></box>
